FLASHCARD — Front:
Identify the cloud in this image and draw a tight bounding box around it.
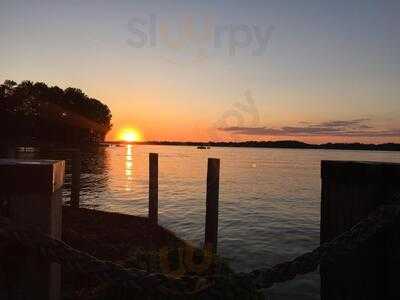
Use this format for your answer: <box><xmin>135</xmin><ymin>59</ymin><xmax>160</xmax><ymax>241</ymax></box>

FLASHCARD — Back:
<box><xmin>219</xmin><ymin>119</ymin><xmax>400</xmax><ymax>137</ymax></box>
<box><xmin>315</xmin><ymin>118</ymin><xmax>371</xmax><ymax>128</ymax></box>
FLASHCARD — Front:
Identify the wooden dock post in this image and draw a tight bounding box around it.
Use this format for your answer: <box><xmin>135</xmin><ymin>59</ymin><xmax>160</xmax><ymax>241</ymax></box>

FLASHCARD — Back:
<box><xmin>71</xmin><ymin>150</ymin><xmax>81</xmax><ymax>208</ymax></box>
<box><xmin>320</xmin><ymin>160</ymin><xmax>400</xmax><ymax>300</ymax></box>
<box><xmin>205</xmin><ymin>158</ymin><xmax>220</xmax><ymax>253</ymax></box>
<box><xmin>0</xmin><ymin>159</ymin><xmax>64</xmax><ymax>300</ymax></box>
<box><xmin>149</xmin><ymin>153</ymin><xmax>158</xmax><ymax>225</ymax></box>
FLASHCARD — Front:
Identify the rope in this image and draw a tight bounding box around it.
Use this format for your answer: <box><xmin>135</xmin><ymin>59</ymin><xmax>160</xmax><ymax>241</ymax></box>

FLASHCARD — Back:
<box><xmin>1</xmin><ymin>204</ymin><xmax>399</xmax><ymax>299</ymax></box>
<box><xmin>236</xmin><ymin>204</ymin><xmax>400</xmax><ymax>289</ymax></box>
<box><xmin>0</xmin><ymin>216</ymin><xmax>207</xmax><ymax>297</ymax></box>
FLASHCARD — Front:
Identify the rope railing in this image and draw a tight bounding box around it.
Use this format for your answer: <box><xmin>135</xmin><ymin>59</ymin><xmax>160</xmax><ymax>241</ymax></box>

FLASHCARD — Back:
<box><xmin>236</xmin><ymin>204</ymin><xmax>400</xmax><ymax>289</ymax></box>
<box><xmin>1</xmin><ymin>204</ymin><xmax>400</xmax><ymax>299</ymax></box>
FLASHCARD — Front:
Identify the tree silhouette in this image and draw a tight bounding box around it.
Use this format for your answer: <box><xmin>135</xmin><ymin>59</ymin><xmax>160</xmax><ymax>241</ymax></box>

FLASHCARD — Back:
<box><xmin>0</xmin><ymin>80</ymin><xmax>112</xmax><ymax>146</ymax></box>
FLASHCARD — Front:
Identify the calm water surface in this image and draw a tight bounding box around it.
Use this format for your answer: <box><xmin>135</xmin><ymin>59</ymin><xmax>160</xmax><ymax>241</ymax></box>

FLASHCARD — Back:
<box><xmin>55</xmin><ymin>145</ymin><xmax>400</xmax><ymax>299</ymax></box>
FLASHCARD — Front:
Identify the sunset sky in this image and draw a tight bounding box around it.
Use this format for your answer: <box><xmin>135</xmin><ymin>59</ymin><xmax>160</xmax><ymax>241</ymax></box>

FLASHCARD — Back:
<box><xmin>1</xmin><ymin>0</ymin><xmax>399</xmax><ymax>143</ymax></box>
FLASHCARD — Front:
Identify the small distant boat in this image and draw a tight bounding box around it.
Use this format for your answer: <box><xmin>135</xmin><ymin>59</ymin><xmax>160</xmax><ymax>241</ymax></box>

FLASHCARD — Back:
<box><xmin>197</xmin><ymin>146</ymin><xmax>211</xmax><ymax>150</ymax></box>
<box><xmin>99</xmin><ymin>143</ymin><xmax>112</xmax><ymax>147</ymax></box>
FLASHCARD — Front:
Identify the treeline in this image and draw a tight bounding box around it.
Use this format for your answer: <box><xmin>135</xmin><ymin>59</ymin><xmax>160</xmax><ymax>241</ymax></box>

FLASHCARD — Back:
<box><xmin>125</xmin><ymin>140</ymin><xmax>400</xmax><ymax>151</ymax></box>
<box><xmin>0</xmin><ymin>80</ymin><xmax>112</xmax><ymax>146</ymax></box>
<box><xmin>206</xmin><ymin>141</ymin><xmax>400</xmax><ymax>151</ymax></box>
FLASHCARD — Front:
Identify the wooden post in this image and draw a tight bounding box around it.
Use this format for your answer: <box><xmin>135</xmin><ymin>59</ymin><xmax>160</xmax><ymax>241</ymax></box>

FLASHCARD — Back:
<box><xmin>149</xmin><ymin>153</ymin><xmax>158</xmax><ymax>225</ymax></box>
<box><xmin>320</xmin><ymin>160</ymin><xmax>400</xmax><ymax>300</ymax></box>
<box><xmin>0</xmin><ymin>159</ymin><xmax>64</xmax><ymax>300</ymax></box>
<box><xmin>71</xmin><ymin>150</ymin><xmax>81</xmax><ymax>208</ymax></box>
<box><xmin>205</xmin><ymin>158</ymin><xmax>220</xmax><ymax>253</ymax></box>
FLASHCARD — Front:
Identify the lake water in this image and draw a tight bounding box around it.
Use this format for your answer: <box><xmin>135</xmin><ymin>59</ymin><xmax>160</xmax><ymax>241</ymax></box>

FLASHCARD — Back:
<box><xmin>46</xmin><ymin>145</ymin><xmax>400</xmax><ymax>299</ymax></box>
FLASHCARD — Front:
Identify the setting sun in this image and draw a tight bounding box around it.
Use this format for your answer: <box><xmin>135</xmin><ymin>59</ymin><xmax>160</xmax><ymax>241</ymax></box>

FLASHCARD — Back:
<box><xmin>118</xmin><ymin>129</ymin><xmax>142</xmax><ymax>142</ymax></box>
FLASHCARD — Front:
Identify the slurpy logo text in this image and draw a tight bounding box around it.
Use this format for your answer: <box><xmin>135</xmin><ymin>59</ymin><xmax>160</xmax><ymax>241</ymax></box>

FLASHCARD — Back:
<box><xmin>127</xmin><ymin>14</ymin><xmax>274</xmax><ymax>61</ymax></box>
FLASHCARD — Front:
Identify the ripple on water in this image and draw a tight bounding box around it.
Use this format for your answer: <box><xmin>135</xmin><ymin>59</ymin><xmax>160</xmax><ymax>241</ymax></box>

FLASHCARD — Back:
<box><xmin>55</xmin><ymin>145</ymin><xmax>400</xmax><ymax>299</ymax></box>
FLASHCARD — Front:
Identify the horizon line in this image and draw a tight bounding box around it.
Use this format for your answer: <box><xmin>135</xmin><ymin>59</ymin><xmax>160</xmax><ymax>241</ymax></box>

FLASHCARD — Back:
<box><xmin>106</xmin><ymin>140</ymin><xmax>400</xmax><ymax>146</ymax></box>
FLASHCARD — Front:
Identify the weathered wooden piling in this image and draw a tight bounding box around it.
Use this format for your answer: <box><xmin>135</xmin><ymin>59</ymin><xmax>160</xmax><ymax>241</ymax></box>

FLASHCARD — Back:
<box><xmin>205</xmin><ymin>158</ymin><xmax>220</xmax><ymax>253</ymax></box>
<box><xmin>149</xmin><ymin>153</ymin><xmax>159</xmax><ymax>225</ymax></box>
<box><xmin>320</xmin><ymin>160</ymin><xmax>400</xmax><ymax>300</ymax></box>
<box><xmin>71</xmin><ymin>150</ymin><xmax>81</xmax><ymax>208</ymax></box>
<box><xmin>0</xmin><ymin>159</ymin><xmax>64</xmax><ymax>300</ymax></box>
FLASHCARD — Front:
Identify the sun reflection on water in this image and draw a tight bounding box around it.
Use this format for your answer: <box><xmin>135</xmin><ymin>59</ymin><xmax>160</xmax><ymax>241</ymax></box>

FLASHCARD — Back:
<box><xmin>125</xmin><ymin>145</ymin><xmax>133</xmax><ymax>191</ymax></box>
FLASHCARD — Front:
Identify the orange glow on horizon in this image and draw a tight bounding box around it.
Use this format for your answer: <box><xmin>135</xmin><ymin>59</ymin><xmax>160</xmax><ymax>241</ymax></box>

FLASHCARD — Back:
<box><xmin>118</xmin><ymin>128</ymin><xmax>143</xmax><ymax>142</ymax></box>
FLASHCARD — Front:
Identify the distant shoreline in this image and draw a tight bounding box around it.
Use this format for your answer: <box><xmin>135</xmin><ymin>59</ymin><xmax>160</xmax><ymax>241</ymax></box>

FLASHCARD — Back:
<box><xmin>106</xmin><ymin>140</ymin><xmax>400</xmax><ymax>152</ymax></box>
